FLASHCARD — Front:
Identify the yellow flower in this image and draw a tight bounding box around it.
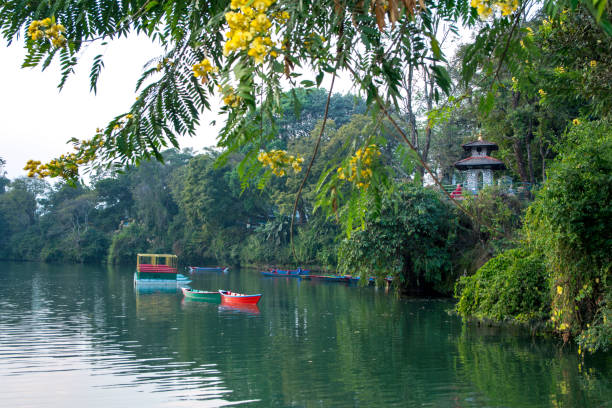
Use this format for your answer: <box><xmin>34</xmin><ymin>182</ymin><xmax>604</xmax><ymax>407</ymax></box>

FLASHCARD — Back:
<box><xmin>557</xmin><ymin>285</ymin><xmax>563</xmax><ymax>295</ymax></box>
<box><xmin>572</xmin><ymin>118</ymin><xmax>580</xmax><ymax>125</ymax></box>
<box><xmin>590</xmin><ymin>60</ymin><xmax>597</xmax><ymax>68</ymax></box>
<box><xmin>51</xmin><ymin>35</ymin><xmax>66</xmax><ymax>48</ymax></box>
<box><xmin>251</xmin><ymin>13</ymin><xmax>271</xmax><ymax>32</ymax></box>
<box><xmin>538</xmin><ymin>89</ymin><xmax>547</xmax><ymax>97</ymax></box>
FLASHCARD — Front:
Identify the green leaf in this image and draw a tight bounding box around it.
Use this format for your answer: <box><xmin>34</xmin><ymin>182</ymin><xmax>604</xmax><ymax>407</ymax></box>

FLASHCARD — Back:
<box><xmin>430</xmin><ymin>65</ymin><xmax>452</xmax><ymax>95</ymax></box>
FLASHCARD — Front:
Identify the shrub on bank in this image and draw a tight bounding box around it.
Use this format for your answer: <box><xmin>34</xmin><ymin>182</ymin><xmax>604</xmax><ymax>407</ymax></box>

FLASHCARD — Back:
<box><xmin>455</xmin><ymin>248</ymin><xmax>550</xmax><ymax>323</ymax></box>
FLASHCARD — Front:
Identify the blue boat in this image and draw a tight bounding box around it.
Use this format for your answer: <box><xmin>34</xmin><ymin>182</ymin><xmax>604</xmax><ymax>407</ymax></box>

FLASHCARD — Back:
<box><xmin>261</xmin><ymin>268</ymin><xmax>309</xmax><ymax>277</ymax></box>
<box><xmin>300</xmin><ymin>274</ymin><xmax>350</xmax><ymax>283</ymax></box>
<box><xmin>189</xmin><ymin>266</ymin><xmax>229</xmax><ymax>273</ymax></box>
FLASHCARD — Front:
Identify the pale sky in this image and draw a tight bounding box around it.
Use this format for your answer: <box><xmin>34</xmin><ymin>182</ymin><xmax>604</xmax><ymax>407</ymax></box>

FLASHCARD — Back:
<box><xmin>0</xmin><ymin>34</ymin><xmax>223</xmax><ymax>180</ymax></box>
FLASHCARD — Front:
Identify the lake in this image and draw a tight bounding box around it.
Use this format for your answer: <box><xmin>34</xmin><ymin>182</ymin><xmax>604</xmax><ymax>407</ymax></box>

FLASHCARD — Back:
<box><xmin>0</xmin><ymin>261</ymin><xmax>610</xmax><ymax>407</ymax></box>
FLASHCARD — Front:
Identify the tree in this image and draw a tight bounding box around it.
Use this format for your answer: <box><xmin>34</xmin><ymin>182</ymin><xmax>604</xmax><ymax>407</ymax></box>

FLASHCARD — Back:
<box><xmin>465</xmin><ymin>9</ymin><xmax>612</xmax><ymax>183</ymax></box>
<box><xmin>338</xmin><ymin>184</ymin><xmax>455</xmax><ymax>294</ymax></box>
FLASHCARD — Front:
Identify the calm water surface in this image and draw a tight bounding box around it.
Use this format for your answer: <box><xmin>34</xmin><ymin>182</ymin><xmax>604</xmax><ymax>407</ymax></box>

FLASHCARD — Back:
<box><xmin>0</xmin><ymin>261</ymin><xmax>610</xmax><ymax>407</ymax></box>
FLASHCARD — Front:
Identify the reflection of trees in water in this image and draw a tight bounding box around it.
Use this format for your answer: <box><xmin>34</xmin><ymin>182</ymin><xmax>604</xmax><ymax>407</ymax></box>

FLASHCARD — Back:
<box><xmin>6</xmin><ymin>263</ymin><xmax>612</xmax><ymax>407</ymax></box>
<box><xmin>454</xmin><ymin>324</ymin><xmax>612</xmax><ymax>407</ymax></box>
<box><xmin>135</xmin><ymin>291</ymin><xmax>177</xmax><ymax>321</ymax></box>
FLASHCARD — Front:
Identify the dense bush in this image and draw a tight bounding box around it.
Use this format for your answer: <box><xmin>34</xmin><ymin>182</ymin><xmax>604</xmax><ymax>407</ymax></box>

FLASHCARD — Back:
<box><xmin>454</xmin><ymin>185</ymin><xmax>527</xmax><ymax>277</ymax></box>
<box><xmin>455</xmin><ymin>248</ymin><xmax>550</xmax><ymax>323</ymax></box>
<box><xmin>525</xmin><ymin>119</ymin><xmax>611</xmax><ymax>352</ymax></box>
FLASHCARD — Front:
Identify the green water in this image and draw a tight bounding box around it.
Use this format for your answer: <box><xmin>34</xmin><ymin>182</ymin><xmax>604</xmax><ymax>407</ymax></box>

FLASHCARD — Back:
<box><xmin>0</xmin><ymin>261</ymin><xmax>610</xmax><ymax>407</ymax></box>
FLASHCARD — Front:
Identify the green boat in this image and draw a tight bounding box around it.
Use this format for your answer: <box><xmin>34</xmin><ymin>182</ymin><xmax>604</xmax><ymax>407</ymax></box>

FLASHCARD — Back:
<box><xmin>181</xmin><ymin>287</ymin><xmax>221</xmax><ymax>303</ymax></box>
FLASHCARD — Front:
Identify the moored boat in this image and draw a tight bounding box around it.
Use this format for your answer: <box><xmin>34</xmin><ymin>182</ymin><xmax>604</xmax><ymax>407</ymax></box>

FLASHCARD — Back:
<box><xmin>219</xmin><ymin>290</ymin><xmax>262</xmax><ymax>305</ymax></box>
<box><xmin>189</xmin><ymin>266</ymin><xmax>229</xmax><ymax>273</ymax></box>
<box><xmin>181</xmin><ymin>287</ymin><xmax>221</xmax><ymax>302</ymax></box>
<box><xmin>345</xmin><ymin>275</ymin><xmax>376</xmax><ymax>284</ymax></box>
<box><xmin>261</xmin><ymin>268</ymin><xmax>309</xmax><ymax>277</ymax></box>
<box><xmin>301</xmin><ymin>274</ymin><xmax>350</xmax><ymax>283</ymax></box>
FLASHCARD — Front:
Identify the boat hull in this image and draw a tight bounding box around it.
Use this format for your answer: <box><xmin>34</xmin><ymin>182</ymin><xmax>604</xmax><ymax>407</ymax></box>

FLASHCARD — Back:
<box><xmin>136</xmin><ymin>271</ymin><xmax>177</xmax><ymax>280</ymax></box>
<box><xmin>182</xmin><ymin>287</ymin><xmax>221</xmax><ymax>302</ymax></box>
<box><xmin>301</xmin><ymin>274</ymin><xmax>350</xmax><ymax>283</ymax></box>
<box><xmin>189</xmin><ymin>266</ymin><xmax>229</xmax><ymax>273</ymax></box>
<box><xmin>261</xmin><ymin>268</ymin><xmax>309</xmax><ymax>277</ymax></box>
<box><xmin>219</xmin><ymin>290</ymin><xmax>262</xmax><ymax>305</ymax></box>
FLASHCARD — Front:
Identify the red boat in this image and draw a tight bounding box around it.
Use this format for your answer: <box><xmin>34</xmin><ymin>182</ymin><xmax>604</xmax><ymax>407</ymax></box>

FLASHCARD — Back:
<box><xmin>219</xmin><ymin>290</ymin><xmax>262</xmax><ymax>305</ymax></box>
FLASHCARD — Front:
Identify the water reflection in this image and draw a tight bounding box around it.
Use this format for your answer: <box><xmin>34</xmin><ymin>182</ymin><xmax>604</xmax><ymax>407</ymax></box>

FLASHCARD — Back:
<box><xmin>0</xmin><ymin>261</ymin><xmax>610</xmax><ymax>408</ymax></box>
<box><xmin>218</xmin><ymin>304</ymin><xmax>261</xmax><ymax>315</ymax></box>
<box><xmin>0</xmin><ymin>262</ymin><xmax>259</xmax><ymax>407</ymax></box>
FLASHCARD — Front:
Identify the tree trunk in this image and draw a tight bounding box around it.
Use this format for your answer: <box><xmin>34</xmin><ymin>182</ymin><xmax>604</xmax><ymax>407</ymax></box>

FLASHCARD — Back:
<box><xmin>526</xmin><ymin>137</ymin><xmax>534</xmax><ymax>184</ymax></box>
<box><xmin>405</xmin><ymin>64</ymin><xmax>418</xmax><ymax>147</ymax></box>
<box><xmin>513</xmin><ymin>138</ymin><xmax>529</xmax><ymax>182</ymax></box>
<box><xmin>526</xmin><ymin>120</ymin><xmax>535</xmax><ymax>184</ymax></box>
<box><xmin>417</xmin><ymin>66</ymin><xmax>434</xmax><ymax>180</ymax></box>
<box><xmin>511</xmin><ymin>91</ymin><xmax>528</xmax><ymax>182</ymax></box>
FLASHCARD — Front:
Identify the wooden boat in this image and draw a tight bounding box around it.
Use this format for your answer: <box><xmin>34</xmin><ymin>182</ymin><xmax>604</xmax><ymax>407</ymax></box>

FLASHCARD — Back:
<box><xmin>189</xmin><ymin>266</ymin><xmax>229</xmax><ymax>273</ymax></box>
<box><xmin>345</xmin><ymin>275</ymin><xmax>375</xmax><ymax>284</ymax></box>
<box><xmin>219</xmin><ymin>290</ymin><xmax>262</xmax><ymax>305</ymax></box>
<box><xmin>181</xmin><ymin>287</ymin><xmax>221</xmax><ymax>302</ymax></box>
<box><xmin>261</xmin><ymin>268</ymin><xmax>309</xmax><ymax>277</ymax></box>
<box><xmin>301</xmin><ymin>274</ymin><xmax>350</xmax><ymax>283</ymax></box>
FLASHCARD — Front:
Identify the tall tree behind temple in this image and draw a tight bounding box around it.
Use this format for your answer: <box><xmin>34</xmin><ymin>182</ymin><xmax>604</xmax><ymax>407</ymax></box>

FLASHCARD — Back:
<box><xmin>465</xmin><ymin>10</ymin><xmax>612</xmax><ymax>183</ymax></box>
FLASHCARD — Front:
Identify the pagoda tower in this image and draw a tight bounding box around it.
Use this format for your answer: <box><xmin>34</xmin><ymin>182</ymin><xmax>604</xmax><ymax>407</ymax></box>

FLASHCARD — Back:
<box><xmin>454</xmin><ymin>135</ymin><xmax>505</xmax><ymax>193</ymax></box>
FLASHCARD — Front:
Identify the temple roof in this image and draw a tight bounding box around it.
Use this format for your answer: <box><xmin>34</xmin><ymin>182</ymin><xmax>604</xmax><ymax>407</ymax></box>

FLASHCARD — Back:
<box><xmin>462</xmin><ymin>140</ymin><xmax>499</xmax><ymax>150</ymax></box>
<box><xmin>454</xmin><ymin>155</ymin><xmax>506</xmax><ymax>170</ymax></box>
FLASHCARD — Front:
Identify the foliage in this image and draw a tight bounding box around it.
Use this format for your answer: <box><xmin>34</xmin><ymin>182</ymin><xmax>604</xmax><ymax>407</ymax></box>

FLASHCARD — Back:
<box><xmin>107</xmin><ymin>223</ymin><xmax>149</xmax><ymax>265</ymax></box>
<box><xmin>432</xmin><ymin>184</ymin><xmax>528</xmax><ymax>288</ymax></box>
<box><xmin>455</xmin><ymin>247</ymin><xmax>550</xmax><ymax>322</ymax></box>
<box><xmin>524</xmin><ymin>119</ymin><xmax>611</xmax><ymax>352</ymax></box>
<box><xmin>338</xmin><ymin>184</ymin><xmax>455</xmax><ymax>293</ymax></box>
<box><xmin>462</xmin><ymin>185</ymin><xmax>525</xmax><ymax>249</ymax></box>
<box><xmin>463</xmin><ymin>9</ymin><xmax>612</xmax><ymax>184</ymax></box>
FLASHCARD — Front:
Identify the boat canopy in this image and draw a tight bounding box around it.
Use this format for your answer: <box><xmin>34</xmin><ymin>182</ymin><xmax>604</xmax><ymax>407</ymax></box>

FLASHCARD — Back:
<box><xmin>137</xmin><ymin>254</ymin><xmax>177</xmax><ymax>267</ymax></box>
<box><xmin>136</xmin><ymin>254</ymin><xmax>178</xmax><ymax>274</ymax></box>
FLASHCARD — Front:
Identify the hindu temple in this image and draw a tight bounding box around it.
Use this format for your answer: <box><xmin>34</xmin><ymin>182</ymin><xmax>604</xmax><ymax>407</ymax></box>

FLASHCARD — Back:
<box><xmin>454</xmin><ymin>135</ymin><xmax>505</xmax><ymax>193</ymax></box>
